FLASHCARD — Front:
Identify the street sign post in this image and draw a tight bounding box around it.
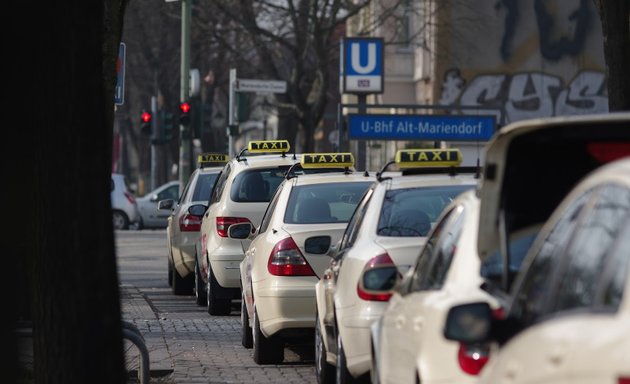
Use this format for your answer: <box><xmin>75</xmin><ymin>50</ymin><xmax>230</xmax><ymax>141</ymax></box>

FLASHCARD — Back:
<box><xmin>347</xmin><ymin>114</ymin><xmax>496</xmax><ymax>141</ymax></box>
<box><xmin>235</xmin><ymin>79</ymin><xmax>287</xmax><ymax>94</ymax></box>
<box><xmin>340</xmin><ymin>37</ymin><xmax>384</xmax><ymax>94</ymax></box>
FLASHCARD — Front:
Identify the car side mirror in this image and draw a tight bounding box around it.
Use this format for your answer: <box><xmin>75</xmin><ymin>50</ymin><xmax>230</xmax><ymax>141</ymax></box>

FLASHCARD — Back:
<box><xmin>188</xmin><ymin>204</ymin><xmax>207</xmax><ymax>217</ymax></box>
<box><xmin>228</xmin><ymin>223</ymin><xmax>253</xmax><ymax>240</ymax></box>
<box><xmin>443</xmin><ymin>302</ymin><xmax>492</xmax><ymax>344</ymax></box>
<box><xmin>150</xmin><ymin>193</ymin><xmax>159</xmax><ymax>202</ymax></box>
<box><xmin>305</xmin><ymin>236</ymin><xmax>331</xmax><ymax>254</ymax></box>
<box><xmin>158</xmin><ymin>199</ymin><xmax>174</xmax><ymax>210</ymax></box>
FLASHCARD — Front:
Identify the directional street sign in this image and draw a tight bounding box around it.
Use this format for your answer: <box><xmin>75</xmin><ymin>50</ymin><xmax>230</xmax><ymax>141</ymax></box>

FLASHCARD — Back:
<box><xmin>115</xmin><ymin>42</ymin><xmax>126</xmax><ymax>105</ymax></box>
<box><xmin>235</xmin><ymin>79</ymin><xmax>287</xmax><ymax>94</ymax></box>
<box><xmin>348</xmin><ymin>114</ymin><xmax>496</xmax><ymax>141</ymax></box>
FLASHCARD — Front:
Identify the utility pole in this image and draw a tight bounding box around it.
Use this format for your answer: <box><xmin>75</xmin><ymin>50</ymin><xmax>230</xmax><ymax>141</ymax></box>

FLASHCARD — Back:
<box><xmin>150</xmin><ymin>95</ymin><xmax>158</xmax><ymax>190</ymax></box>
<box><xmin>178</xmin><ymin>0</ymin><xmax>192</xmax><ymax>188</ymax></box>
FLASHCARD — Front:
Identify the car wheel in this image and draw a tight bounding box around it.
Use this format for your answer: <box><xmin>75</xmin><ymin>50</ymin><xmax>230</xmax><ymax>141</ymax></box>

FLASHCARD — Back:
<box><xmin>315</xmin><ymin>312</ymin><xmax>335</xmax><ymax>384</ymax></box>
<box><xmin>167</xmin><ymin>258</ymin><xmax>173</xmax><ymax>287</ymax></box>
<box><xmin>194</xmin><ymin>260</ymin><xmax>207</xmax><ymax>306</ymax></box>
<box><xmin>241</xmin><ymin>293</ymin><xmax>253</xmax><ymax>348</ymax></box>
<box><xmin>172</xmin><ymin>267</ymin><xmax>193</xmax><ymax>295</ymax></box>
<box><xmin>206</xmin><ymin>267</ymin><xmax>231</xmax><ymax>316</ymax></box>
<box><xmin>112</xmin><ymin>210</ymin><xmax>129</xmax><ymax>230</ymax></box>
<box><xmin>252</xmin><ymin>308</ymin><xmax>283</xmax><ymax>364</ymax></box>
<box><xmin>336</xmin><ymin>332</ymin><xmax>358</xmax><ymax>384</ymax></box>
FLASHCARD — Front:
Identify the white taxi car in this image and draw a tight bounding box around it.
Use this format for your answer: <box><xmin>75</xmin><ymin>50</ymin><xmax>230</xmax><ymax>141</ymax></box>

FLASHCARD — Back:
<box><xmin>370</xmin><ymin>189</ymin><xmax>503</xmax><ymax>384</ymax></box>
<box><xmin>314</xmin><ymin>148</ymin><xmax>479</xmax><ymax>383</ymax></box>
<box><xmin>439</xmin><ymin>112</ymin><xmax>630</xmax><ymax>384</ymax></box>
<box><xmin>198</xmin><ymin>140</ymin><xmax>306</xmax><ymax>315</ymax></box>
<box><xmin>229</xmin><ymin>153</ymin><xmax>375</xmax><ymax>364</ymax></box>
<box><xmin>444</xmin><ymin>156</ymin><xmax>630</xmax><ymax>384</ymax></box>
<box><xmin>159</xmin><ymin>153</ymin><xmax>227</xmax><ymax>297</ymax></box>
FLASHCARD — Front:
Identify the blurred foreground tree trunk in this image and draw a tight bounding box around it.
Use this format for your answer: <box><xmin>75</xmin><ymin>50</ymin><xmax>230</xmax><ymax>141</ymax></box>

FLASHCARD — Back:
<box><xmin>9</xmin><ymin>1</ymin><xmax>129</xmax><ymax>383</ymax></box>
<box><xmin>593</xmin><ymin>0</ymin><xmax>630</xmax><ymax>111</ymax></box>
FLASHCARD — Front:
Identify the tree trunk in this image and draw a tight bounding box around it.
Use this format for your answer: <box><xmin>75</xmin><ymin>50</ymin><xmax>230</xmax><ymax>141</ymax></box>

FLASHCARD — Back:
<box><xmin>594</xmin><ymin>0</ymin><xmax>630</xmax><ymax>111</ymax></box>
<box><xmin>11</xmin><ymin>1</ymin><xmax>128</xmax><ymax>383</ymax></box>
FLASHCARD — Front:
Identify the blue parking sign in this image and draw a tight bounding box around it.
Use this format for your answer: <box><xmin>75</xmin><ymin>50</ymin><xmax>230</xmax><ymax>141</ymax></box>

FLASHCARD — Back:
<box><xmin>115</xmin><ymin>42</ymin><xmax>126</xmax><ymax>105</ymax></box>
<box><xmin>341</xmin><ymin>37</ymin><xmax>383</xmax><ymax>94</ymax></box>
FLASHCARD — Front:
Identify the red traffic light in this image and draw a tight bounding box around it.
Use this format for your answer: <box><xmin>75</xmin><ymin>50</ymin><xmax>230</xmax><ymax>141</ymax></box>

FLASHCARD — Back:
<box><xmin>141</xmin><ymin>111</ymin><xmax>152</xmax><ymax>123</ymax></box>
<box><xmin>180</xmin><ymin>102</ymin><xmax>191</xmax><ymax>114</ymax></box>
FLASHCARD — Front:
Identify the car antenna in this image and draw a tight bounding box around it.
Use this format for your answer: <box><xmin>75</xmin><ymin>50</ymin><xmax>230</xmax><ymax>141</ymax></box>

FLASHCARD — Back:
<box><xmin>236</xmin><ymin>147</ymin><xmax>248</xmax><ymax>162</ymax></box>
<box><xmin>376</xmin><ymin>160</ymin><xmax>395</xmax><ymax>182</ymax></box>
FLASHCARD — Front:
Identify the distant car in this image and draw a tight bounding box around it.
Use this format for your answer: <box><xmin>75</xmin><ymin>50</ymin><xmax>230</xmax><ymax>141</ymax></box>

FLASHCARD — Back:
<box><xmin>111</xmin><ymin>173</ymin><xmax>140</xmax><ymax>230</ymax></box>
<box><xmin>444</xmin><ymin>155</ymin><xmax>630</xmax><ymax>384</ymax></box>
<box><xmin>314</xmin><ymin>148</ymin><xmax>479</xmax><ymax>383</ymax></box>
<box><xmin>232</xmin><ymin>153</ymin><xmax>375</xmax><ymax>365</ymax></box>
<box><xmin>159</xmin><ymin>153</ymin><xmax>227</xmax><ymax>297</ymax></box>
<box><xmin>136</xmin><ymin>180</ymin><xmax>180</xmax><ymax>229</ymax></box>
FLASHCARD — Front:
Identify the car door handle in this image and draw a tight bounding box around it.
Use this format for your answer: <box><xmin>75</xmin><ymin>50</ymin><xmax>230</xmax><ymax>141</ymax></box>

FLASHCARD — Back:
<box><xmin>395</xmin><ymin>315</ymin><xmax>405</xmax><ymax>329</ymax></box>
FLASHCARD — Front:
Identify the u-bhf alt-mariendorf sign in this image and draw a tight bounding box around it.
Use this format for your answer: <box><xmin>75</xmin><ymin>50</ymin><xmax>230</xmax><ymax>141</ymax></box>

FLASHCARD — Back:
<box><xmin>348</xmin><ymin>114</ymin><xmax>496</xmax><ymax>141</ymax></box>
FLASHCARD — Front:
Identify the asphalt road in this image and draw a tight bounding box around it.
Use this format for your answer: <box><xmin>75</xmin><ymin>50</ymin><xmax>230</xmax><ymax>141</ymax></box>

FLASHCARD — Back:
<box><xmin>116</xmin><ymin>229</ymin><xmax>317</xmax><ymax>384</ymax></box>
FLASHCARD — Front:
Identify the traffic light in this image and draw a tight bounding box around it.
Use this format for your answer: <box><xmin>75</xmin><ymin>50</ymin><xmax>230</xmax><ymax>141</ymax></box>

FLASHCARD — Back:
<box><xmin>179</xmin><ymin>102</ymin><xmax>191</xmax><ymax>126</ymax></box>
<box><xmin>140</xmin><ymin>111</ymin><xmax>152</xmax><ymax>136</ymax></box>
<box><xmin>161</xmin><ymin>111</ymin><xmax>176</xmax><ymax>141</ymax></box>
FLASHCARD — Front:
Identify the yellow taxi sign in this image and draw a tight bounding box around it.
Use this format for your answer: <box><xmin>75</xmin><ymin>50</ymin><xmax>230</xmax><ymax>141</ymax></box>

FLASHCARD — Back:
<box><xmin>248</xmin><ymin>140</ymin><xmax>290</xmax><ymax>153</ymax></box>
<box><xmin>301</xmin><ymin>153</ymin><xmax>354</xmax><ymax>168</ymax></box>
<box><xmin>198</xmin><ymin>152</ymin><xmax>229</xmax><ymax>167</ymax></box>
<box><xmin>395</xmin><ymin>149</ymin><xmax>462</xmax><ymax>168</ymax></box>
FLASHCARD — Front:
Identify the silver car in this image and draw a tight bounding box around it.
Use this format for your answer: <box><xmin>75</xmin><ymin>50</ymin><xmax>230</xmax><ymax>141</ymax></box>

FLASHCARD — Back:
<box><xmin>111</xmin><ymin>173</ymin><xmax>141</xmax><ymax>230</ymax></box>
<box><xmin>136</xmin><ymin>180</ymin><xmax>180</xmax><ymax>229</ymax></box>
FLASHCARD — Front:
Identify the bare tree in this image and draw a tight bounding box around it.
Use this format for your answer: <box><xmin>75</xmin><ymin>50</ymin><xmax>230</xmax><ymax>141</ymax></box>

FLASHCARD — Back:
<box><xmin>592</xmin><ymin>0</ymin><xmax>630</xmax><ymax>111</ymax></box>
<box><xmin>11</xmin><ymin>1</ymin><xmax>129</xmax><ymax>383</ymax></box>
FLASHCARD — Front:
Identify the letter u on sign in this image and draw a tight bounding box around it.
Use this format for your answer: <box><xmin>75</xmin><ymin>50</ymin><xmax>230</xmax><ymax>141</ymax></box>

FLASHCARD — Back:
<box><xmin>351</xmin><ymin>43</ymin><xmax>376</xmax><ymax>74</ymax></box>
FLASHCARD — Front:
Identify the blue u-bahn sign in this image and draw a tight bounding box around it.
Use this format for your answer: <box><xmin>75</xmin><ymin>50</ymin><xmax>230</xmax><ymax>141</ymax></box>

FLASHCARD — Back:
<box><xmin>340</xmin><ymin>37</ymin><xmax>384</xmax><ymax>94</ymax></box>
<box><xmin>348</xmin><ymin>114</ymin><xmax>496</xmax><ymax>141</ymax></box>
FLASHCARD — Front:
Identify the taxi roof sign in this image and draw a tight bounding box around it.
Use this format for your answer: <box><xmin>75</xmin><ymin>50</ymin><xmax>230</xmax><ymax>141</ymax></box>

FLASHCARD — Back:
<box><xmin>198</xmin><ymin>153</ymin><xmax>229</xmax><ymax>167</ymax></box>
<box><xmin>248</xmin><ymin>140</ymin><xmax>290</xmax><ymax>153</ymax></box>
<box><xmin>395</xmin><ymin>149</ymin><xmax>462</xmax><ymax>168</ymax></box>
<box><xmin>301</xmin><ymin>153</ymin><xmax>354</xmax><ymax>169</ymax></box>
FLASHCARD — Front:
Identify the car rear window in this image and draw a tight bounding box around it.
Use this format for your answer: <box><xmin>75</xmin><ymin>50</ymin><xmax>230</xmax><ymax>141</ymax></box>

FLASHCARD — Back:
<box><xmin>230</xmin><ymin>167</ymin><xmax>290</xmax><ymax>203</ymax></box>
<box><xmin>377</xmin><ymin>185</ymin><xmax>474</xmax><ymax>237</ymax></box>
<box><xmin>284</xmin><ymin>182</ymin><xmax>373</xmax><ymax>224</ymax></box>
<box><xmin>192</xmin><ymin>172</ymin><xmax>220</xmax><ymax>202</ymax></box>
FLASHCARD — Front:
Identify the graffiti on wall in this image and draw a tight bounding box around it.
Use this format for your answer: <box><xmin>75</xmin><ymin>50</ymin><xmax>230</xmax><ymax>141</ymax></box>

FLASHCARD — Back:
<box><xmin>439</xmin><ymin>68</ymin><xmax>608</xmax><ymax>125</ymax></box>
<box><xmin>495</xmin><ymin>0</ymin><xmax>593</xmax><ymax>62</ymax></box>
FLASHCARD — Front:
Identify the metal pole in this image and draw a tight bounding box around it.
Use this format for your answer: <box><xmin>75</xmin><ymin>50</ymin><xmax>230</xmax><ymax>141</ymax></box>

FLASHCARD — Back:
<box><xmin>357</xmin><ymin>94</ymin><xmax>367</xmax><ymax>171</ymax></box>
<box><xmin>150</xmin><ymin>96</ymin><xmax>158</xmax><ymax>191</ymax></box>
<box><xmin>228</xmin><ymin>68</ymin><xmax>236</xmax><ymax>158</ymax></box>
<box><xmin>179</xmin><ymin>0</ymin><xmax>192</xmax><ymax>188</ymax></box>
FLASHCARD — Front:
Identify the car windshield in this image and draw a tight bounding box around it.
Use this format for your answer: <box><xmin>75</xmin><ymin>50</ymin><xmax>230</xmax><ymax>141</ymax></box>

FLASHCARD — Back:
<box><xmin>192</xmin><ymin>172</ymin><xmax>220</xmax><ymax>202</ymax></box>
<box><xmin>377</xmin><ymin>185</ymin><xmax>474</xmax><ymax>237</ymax></box>
<box><xmin>284</xmin><ymin>182</ymin><xmax>373</xmax><ymax>224</ymax></box>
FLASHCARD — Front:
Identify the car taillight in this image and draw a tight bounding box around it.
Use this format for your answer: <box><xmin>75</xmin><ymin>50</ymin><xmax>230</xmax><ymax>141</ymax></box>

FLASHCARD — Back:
<box><xmin>457</xmin><ymin>343</ymin><xmax>490</xmax><ymax>375</ymax></box>
<box><xmin>618</xmin><ymin>378</ymin><xmax>630</xmax><ymax>384</ymax></box>
<box><xmin>216</xmin><ymin>217</ymin><xmax>251</xmax><ymax>237</ymax></box>
<box><xmin>124</xmin><ymin>191</ymin><xmax>136</xmax><ymax>204</ymax></box>
<box><xmin>267</xmin><ymin>237</ymin><xmax>315</xmax><ymax>276</ymax></box>
<box><xmin>180</xmin><ymin>213</ymin><xmax>202</xmax><ymax>232</ymax></box>
<box><xmin>356</xmin><ymin>253</ymin><xmax>400</xmax><ymax>302</ymax></box>
<box><xmin>587</xmin><ymin>142</ymin><xmax>630</xmax><ymax>164</ymax></box>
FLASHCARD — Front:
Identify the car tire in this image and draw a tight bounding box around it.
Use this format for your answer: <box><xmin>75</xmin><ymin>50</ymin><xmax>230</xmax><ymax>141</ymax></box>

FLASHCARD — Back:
<box><xmin>172</xmin><ymin>267</ymin><xmax>193</xmax><ymax>296</ymax></box>
<box><xmin>194</xmin><ymin>260</ymin><xmax>207</xmax><ymax>306</ymax></box>
<box><xmin>112</xmin><ymin>210</ymin><xmax>130</xmax><ymax>230</ymax></box>
<box><xmin>315</xmin><ymin>312</ymin><xmax>335</xmax><ymax>384</ymax></box>
<box><xmin>336</xmin><ymin>332</ymin><xmax>358</xmax><ymax>384</ymax></box>
<box><xmin>206</xmin><ymin>267</ymin><xmax>231</xmax><ymax>316</ymax></box>
<box><xmin>167</xmin><ymin>256</ymin><xmax>173</xmax><ymax>287</ymax></box>
<box><xmin>241</xmin><ymin>294</ymin><xmax>253</xmax><ymax>349</ymax></box>
<box><xmin>252</xmin><ymin>308</ymin><xmax>283</xmax><ymax>364</ymax></box>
